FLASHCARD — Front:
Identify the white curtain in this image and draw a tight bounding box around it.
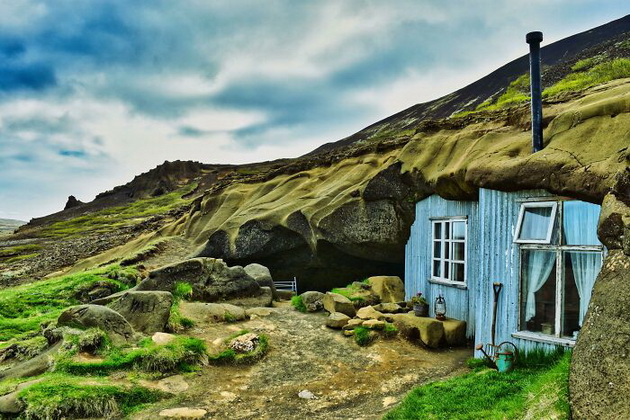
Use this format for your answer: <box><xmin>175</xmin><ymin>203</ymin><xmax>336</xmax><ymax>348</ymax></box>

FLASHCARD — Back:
<box><xmin>520</xmin><ymin>207</ymin><xmax>552</xmax><ymax>240</ymax></box>
<box><xmin>566</xmin><ymin>252</ymin><xmax>601</xmax><ymax>325</ymax></box>
<box><xmin>563</xmin><ymin>201</ymin><xmax>602</xmax><ymax>325</ymax></box>
<box><xmin>524</xmin><ymin>250</ymin><xmax>556</xmax><ymax>322</ymax></box>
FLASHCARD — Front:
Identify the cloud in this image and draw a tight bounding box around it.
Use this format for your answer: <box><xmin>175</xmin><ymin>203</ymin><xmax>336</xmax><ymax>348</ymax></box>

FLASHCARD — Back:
<box><xmin>0</xmin><ymin>0</ymin><xmax>627</xmax><ymax>219</ymax></box>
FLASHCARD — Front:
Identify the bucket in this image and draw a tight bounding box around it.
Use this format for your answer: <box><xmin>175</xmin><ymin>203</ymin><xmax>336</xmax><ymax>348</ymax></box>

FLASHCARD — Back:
<box><xmin>496</xmin><ymin>351</ymin><xmax>515</xmax><ymax>373</ymax></box>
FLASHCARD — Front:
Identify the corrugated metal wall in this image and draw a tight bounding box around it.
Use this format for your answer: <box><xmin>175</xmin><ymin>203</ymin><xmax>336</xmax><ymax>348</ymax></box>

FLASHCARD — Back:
<box><xmin>476</xmin><ymin>188</ymin><xmax>559</xmax><ymax>356</ymax></box>
<box><xmin>404</xmin><ymin>195</ymin><xmax>479</xmax><ymax>337</ymax></box>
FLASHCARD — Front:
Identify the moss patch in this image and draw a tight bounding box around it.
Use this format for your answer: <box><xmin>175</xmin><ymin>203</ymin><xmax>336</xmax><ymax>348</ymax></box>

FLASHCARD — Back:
<box><xmin>0</xmin><ymin>265</ymin><xmax>135</xmax><ymax>341</ymax></box>
<box><xmin>17</xmin><ymin>375</ymin><xmax>164</xmax><ymax>420</ymax></box>
<box><xmin>291</xmin><ymin>295</ymin><xmax>307</xmax><ymax>312</ymax></box>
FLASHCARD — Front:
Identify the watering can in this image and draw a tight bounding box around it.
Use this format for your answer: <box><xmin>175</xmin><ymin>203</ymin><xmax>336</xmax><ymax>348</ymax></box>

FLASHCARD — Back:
<box><xmin>496</xmin><ymin>350</ymin><xmax>516</xmax><ymax>373</ymax></box>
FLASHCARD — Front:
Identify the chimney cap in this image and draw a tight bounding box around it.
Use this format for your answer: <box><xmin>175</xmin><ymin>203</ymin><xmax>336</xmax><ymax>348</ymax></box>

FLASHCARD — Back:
<box><xmin>526</xmin><ymin>31</ymin><xmax>543</xmax><ymax>44</ymax></box>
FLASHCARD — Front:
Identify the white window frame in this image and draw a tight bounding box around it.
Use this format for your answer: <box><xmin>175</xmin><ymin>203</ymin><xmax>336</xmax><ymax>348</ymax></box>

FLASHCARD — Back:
<box><xmin>514</xmin><ymin>201</ymin><xmax>558</xmax><ymax>244</ymax></box>
<box><xmin>515</xmin><ymin>200</ymin><xmax>603</xmax><ymax>343</ymax></box>
<box><xmin>430</xmin><ymin>217</ymin><xmax>467</xmax><ymax>286</ymax></box>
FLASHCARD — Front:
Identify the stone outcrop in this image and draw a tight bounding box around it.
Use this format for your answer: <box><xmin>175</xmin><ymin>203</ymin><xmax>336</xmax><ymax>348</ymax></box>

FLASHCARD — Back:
<box><xmin>57</xmin><ymin>305</ymin><xmax>135</xmax><ymax>345</ymax></box>
<box><xmin>300</xmin><ymin>291</ymin><xmax>325</xmax><ymax>312</ymax></box>
<box><xmin>138</xmin><ymin>258</ymin><xmax>261</xmax><ymax>302</ymax></box>
<box><xmin>367</xmin><ymin>276</ymin><xmax>405</xmax><ymax>303</ymax></box>
<box><xmin>179</xmin><ymin>302</ymin><xmax>247</xmax><ymax>323</ymax></box>
<box><xmin>326</xmin><ymin>312</ymin><xmax>351</xmax><ymax>329</ymax></box>
<box><xmin>322</xmin><ymin>292</ymin><xmax>356</xmax><ymax>317</ymax></box>
<box><xmin>391</xmin><ymin>314</ymin><xmax>444</xmax><ymax>349</ymax></box>
<box><xmin>108</xmin><ymin>291</ymin><xmax>173</xmax><ymax>334</ymax></box>
<box><xmin>356</xmin><ymin>306</ymin><xmax>385</xmax><ymax>321</ymax></box>
<box><xmin>244</xmin><ymin>263</ymin><xmax>279</xmax><ymax>300</ymax></box>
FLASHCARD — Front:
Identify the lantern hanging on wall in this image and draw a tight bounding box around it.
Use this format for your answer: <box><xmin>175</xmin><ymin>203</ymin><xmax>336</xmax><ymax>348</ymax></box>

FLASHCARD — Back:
<box><xmin>435</xmin><ymin>294</ymin><xmax>447</xmax><ymax>321</ymax></box>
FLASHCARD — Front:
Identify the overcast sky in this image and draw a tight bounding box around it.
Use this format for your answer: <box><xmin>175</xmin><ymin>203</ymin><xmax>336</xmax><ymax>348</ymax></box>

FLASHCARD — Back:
<box><xmin>0</xmin><ymin>1</ymin><xmax>627</xmax><ymax>221</ymax></box>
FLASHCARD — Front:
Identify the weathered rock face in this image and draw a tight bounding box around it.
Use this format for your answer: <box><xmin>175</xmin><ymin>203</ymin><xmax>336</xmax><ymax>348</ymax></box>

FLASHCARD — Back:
<box><xmin>138</xmin><ymin>258</ymin><xmax>261</xmax><ymax>302</ymax></box>
<box><xmin>326</xmin><ymin>312</ymin><xmax>351</xmax><ymax>329</ymax></box>
<box><xmin>57</xmin><ymin>305</ymin><xmax>135</xmax><ymax>345</ymax></box>
<box><xmin>179</xmin><ymin>302</ymin><xmax>247</xmax><ymax>323</ymax></box>
<box><xmin>300</xmin><ymin>291</ymin><xmax>325</xmax><ymax>312</ymax></box>
<box><xmin>108</xmin><ymin>291</ymin><xmax>173</xmax><ymax>334</ymax></box>
<box><xmin>570</xmin><ymin>250</ymin><xmax>630</xmax><ymax>419</ymax></box>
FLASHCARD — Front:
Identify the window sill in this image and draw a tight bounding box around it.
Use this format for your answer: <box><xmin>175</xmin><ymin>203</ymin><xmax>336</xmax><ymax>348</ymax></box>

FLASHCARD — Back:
<box><xmin>428</xmin><ymin>278</ymin><xmax>467</xmax><ymax>290</ymax></box>
<box><xmin>511</xmin><ymin>331</ymin><xmax>575</xmax><ymax>347</ymax></box>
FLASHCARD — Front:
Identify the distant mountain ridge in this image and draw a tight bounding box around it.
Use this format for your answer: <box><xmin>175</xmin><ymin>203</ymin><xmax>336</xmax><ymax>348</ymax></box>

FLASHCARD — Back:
<box><xmin>0</xmin><ymin>218</ymin><xmax>26</xmax><ymax>235</ymax></box>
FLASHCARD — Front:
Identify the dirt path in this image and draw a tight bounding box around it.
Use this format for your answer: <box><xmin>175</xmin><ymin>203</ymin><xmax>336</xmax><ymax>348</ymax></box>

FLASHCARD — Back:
<box><xmin>133</xmin><ymin>306</ymin><xmax>471</xmax><ymax>420</ymax></box>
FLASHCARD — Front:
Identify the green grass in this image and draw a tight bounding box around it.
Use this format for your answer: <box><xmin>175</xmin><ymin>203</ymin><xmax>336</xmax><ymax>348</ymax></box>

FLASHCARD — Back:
<box><xmin>40</xmin><ymin>184</ymin><xmax>196</xmax><ymax>238</ymax></box>
<box><xmin>17</xmin><ymin>374</ymin><xmax>164</xmax><ymax>420</ymax></box>
<box><xmin>331</xmin><ymin>281</ymin><xmax>370</xmax><ymax>303</ymax></box>
<box><xmin>384</xmin><ymin>350</ymin><xmax>570</xmax><ymax>420</ymax></box>
<box><xmin>0</xmin><ymin>244</ymin><xmax>42</xmax><ymax>257</ymax></box>
<box><xmin>0</xmin><ymin>265</ymin><xmax>135</xmax><ymax>341</ymax></box>
<box><xmin>208</xmin><ymin>330</ymin><xmax>269</xmax><ymax>365</ymax></box>
<box><xmin>543</xmin><ymin>58</ymin><xmax>630</xmax><ymax>97</ymax></box>
<box><xmin>291</xmin><ymin>295</ymin><xmax>307</xmax><ymax>312</ymax></box>
<box><xmin>354</xmin><ymin>327</ymin><xmax>373</xmax><ymax>347</ymax></box>
<box><xmin>56</xmin><ymin>336</ymin><xmax>207</xmax><ymax>375</ymax></box>
<box><xmin>167</xmin><ymin>284</ymin><xmax>195</xmax><ymax>331</ymax></box>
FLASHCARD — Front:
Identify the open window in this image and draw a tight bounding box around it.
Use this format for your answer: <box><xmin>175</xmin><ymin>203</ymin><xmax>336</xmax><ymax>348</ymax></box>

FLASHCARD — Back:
<box><xmin>431</xmin><ymin>218</ymin><xmax>467</xmax><ymax>284</ymax></box>
<box><xmin>517</xmin><ymin>200</ymin><xmax>603</xmax><ymax>343</ymax></box>
<box><xmin>514</xmin><ymin>202</ymin><xmax>557</xmax><ymax>244</ymax></box>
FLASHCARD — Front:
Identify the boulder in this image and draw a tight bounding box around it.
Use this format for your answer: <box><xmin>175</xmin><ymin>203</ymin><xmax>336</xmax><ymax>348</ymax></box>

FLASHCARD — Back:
<box><xmin>356</xmin><ymin>306</ymin><xmax>386</xmax><ymax>320</ymax></box>
<box><xmin>342</xmin><ymin>318</ymin><xmax>364</xmax><ymax>330</ymax></box>
<box><xmin>326</xmin><ymin>312</ymin><xmax>351</xmax><ymax>329</ymax></box>
<box><xmin>322</xmin><ymin>292</ymin><xmax>356</xmax><ymax>317</ymax></box>
<box><xmin>373</xmin><ymin>303</ymin><xmax>403</xmax><ymax>313</ymax></box>
<box><xmin>179</xmin><ymin>302</ymin><xmax>247</xmax><ymax>323</ymax></box>
<box><xmin>391</xmin><ymin>313</ymin><xmax>445</xmax><ymax>348</ymax></box>
<box><xmin>441</xmin><ymin>318</ymin><xmax>467</xmax><ymax>346</ymax></box>
<box><xmin>222</xmin><ymin>286</ymin><xmax>273</xmax><ymax>308</ymax></box>
<box><xmin>245</xmin><ymin>307</ymin><xmax>274</xmax><ymax>317</ymax></box>
<box><xmin>229</xmin><ymin>333</ymin><xmax>260</xmax><ymax>353</ymax></box>
<box><xmin>108</xmin><ymin>291</ymin><xmax>173</xmax><ymax>334</ymax></box>
<box><xmin>244</xmin><ymin>263</ymin><xmax>279</xmax><ymax>300</ymax></box>
<box><xmin>300</xmin><ymin>291</ymin><xmax>325</xmax><ymax>312</ymax></box>
<box><xmin>57</xmin><ymin>305</ymin><xmax>135</xmax><ymax>345</ymax></box>
<box><xmin>0</xmin><ymin>379</ymin><xmax>43</xmax><ymax>414</ymax></box>
<box><xmin>152</xmin><ymin>332</ymin><xmax>176</xmax><ymax>345</ymax></box>
<box><xmin>362</xmin><ymin>319</ymin><xmax>386</xmax><ymax>330</ymax></box>
<box><xmin>139</xmin><ymin>258</ymin><xmax>261</xmax><ymax>302</ymax></box>
<box><xmin>570</xmin><ymin>250</ymin><xmax>630</xmax><ymax>419</ymax></box>
<box><xmin>0</xmin><ymin>344</ymin><xmax>60</xmax><ymax>381</ymax></box>
<box><xmin>366</xmin><ymin>276</ymin><xmax>405</xmax><ymax>303</ymax></box>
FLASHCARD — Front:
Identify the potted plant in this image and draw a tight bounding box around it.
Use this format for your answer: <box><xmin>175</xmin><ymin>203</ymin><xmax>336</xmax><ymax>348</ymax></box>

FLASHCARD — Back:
<box><xmin>411</xmin><ymin>292</ymin><xmax>429</xmax><ymax>317</ymax></box>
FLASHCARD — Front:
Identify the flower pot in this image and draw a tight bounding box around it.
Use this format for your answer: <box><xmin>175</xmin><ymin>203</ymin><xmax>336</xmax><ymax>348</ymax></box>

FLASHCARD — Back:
<box><xmin>413</xmin><ymin>303</ymin><xmax>429</xmax><ymax>317</ymax></box>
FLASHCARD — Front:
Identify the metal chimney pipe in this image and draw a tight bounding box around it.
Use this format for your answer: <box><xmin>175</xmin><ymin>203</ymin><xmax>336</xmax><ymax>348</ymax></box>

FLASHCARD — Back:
<box><xmin>526</xmin><ymin>31</ymin><xmax>543</xmax><ymax>153</ymax></box>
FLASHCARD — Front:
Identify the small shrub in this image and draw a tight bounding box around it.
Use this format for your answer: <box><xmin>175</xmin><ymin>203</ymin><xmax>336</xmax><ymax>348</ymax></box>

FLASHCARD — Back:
<box><xmin>291</xmin><ymin>295</ymin><xmax>307</xmax><ymax>313</ymax></box>
<box><xmin>354</xmin><ymin>327</ymin><xmax>374</xmax><ymax>347</ymax></box>
<box><xmin>174</xmin><ymin>282</ymin><xmax>193</xmax><ymax>300</ymax></box>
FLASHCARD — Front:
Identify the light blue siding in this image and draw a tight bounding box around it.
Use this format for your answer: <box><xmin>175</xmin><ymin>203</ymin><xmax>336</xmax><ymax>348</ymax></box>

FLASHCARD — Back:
<box><xmin>476</xmin><ymin>189</ymin><xmax>562</xmax><ymax>356</ymax></box>
<box><xmin>404</xmin><ymin>188</ymin><xmax>592</xmax><ymax>354</ymax></box>
<box><xmin>405</xmin><ymin>195</ymin><xmax>479</xmax><ymax>337</ymax></box>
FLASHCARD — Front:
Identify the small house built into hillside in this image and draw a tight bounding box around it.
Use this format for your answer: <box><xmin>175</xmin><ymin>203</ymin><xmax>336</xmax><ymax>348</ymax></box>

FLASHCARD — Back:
<box><xmin>405</xmin><ymin>188</ymin><xmax>604</xmax><ymax>354</ymax></box>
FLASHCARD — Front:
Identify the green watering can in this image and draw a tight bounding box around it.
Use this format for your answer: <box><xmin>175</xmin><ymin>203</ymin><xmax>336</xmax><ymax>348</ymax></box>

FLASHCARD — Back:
<box><xmin>496</xmin><ymin>350</ymin><xmax>516</xmax><ymax>373</ymax></box>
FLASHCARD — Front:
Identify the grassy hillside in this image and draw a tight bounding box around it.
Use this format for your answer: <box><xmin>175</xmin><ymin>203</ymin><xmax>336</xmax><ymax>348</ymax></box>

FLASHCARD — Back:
<box><xmin>0</xmin><ymin>219</ymin><xmax>25</xmax><ymax>236</ymax></box>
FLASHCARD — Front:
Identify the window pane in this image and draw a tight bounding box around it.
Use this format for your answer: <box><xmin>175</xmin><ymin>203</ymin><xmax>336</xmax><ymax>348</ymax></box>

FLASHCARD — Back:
<box><xmin>433</xmin><ymin>260</ymin><xmax>441</xmax><ymax>277</ymax></box>
<box><xmin>434</xmin><ymin>223</ymin><xmax>442</xmax><ymax>240</ymax></box>
<box><xmin>520</xmin><ymin>250</ymin><xmax>556</xmax><ymax>334</ymax></box>
<box><xmin>444</xmin><ymin>260</ymin><xmax>450</xmax><ymax>279</ymax></box>
<box><xmin>519</xmin><ymin>205</ymin><xmax>554</xmax><ymax>241</ymax></box>
<box><xmin>563</xmin><ymin>201</ymin><xmax>601</xmax><ymax>246</ymax></box>
<box><xmin>452</xmin><ymin>263</ymin><xmax>465</xmax><ymax>282</ymax></box>
<box><xmin>444</xmin><ymin>241</ymin><xmax>450</xmax><ymax>260</ymax></box>
<box><xmin>563</xmin><ymin>251</ymin><xmax>602</xmax><ymax>339</ymax></box>
<box><xmin>453</xmin><ymin>242</ymin><xmax>465</xmax><ymax>261</ymax></box>
<box><xmin>452</xmin><ymin>221</ymin><xmax>466</xmax><ymax>240</ymax></box>
<box><xmin>433</xmin><ymin>241</ymin><xmax>441</xmax><ymax>258</ymax></box>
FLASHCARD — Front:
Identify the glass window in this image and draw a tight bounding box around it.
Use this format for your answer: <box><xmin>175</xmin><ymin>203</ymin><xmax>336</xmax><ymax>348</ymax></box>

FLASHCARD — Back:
<box><xmin>518</xmin><ymin>200</ymin><xmax>603</xmax><ymax>341</ymax></box>
<box><xmin>431</xmin><ymin>219</ymin><xmax>467</xmax><ymax>283</ymax></box>
<box><xmin>515</xmin><ymin>202</ymin><xmax>557</xmax><ymax>243</ymax></box>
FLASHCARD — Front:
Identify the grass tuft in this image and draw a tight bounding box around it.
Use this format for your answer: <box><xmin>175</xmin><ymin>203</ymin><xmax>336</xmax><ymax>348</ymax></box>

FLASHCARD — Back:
<box><xmin>291</xmin><ymin>295</ymin><xmax>307</xmax><ymax>313</ymax></box>
<box><xmin>208</xmin><ymin>330</ymin><xmax>269</xmax><ymax>365</ymax></box>
<box><xmin>543</xmin><ymin>58</ymin><xmax>630</xmax><ymax>97</ymax></box>
<box><xmin>17</xmin><ymin>375</ymin><xmax>164</xmax><ymax>420</ymax></box>
<box><xmin>354</xmin><ymin>327</ymin><xmax>374</xmax><ymax>347</ymax></box>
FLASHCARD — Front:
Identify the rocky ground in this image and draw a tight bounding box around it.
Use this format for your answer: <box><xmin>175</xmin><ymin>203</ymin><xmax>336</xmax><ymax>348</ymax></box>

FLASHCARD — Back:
<box><xmin>133</xmin><ymin>303</ymin><xmax>471</xmax><ymax>420</ymax></box>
